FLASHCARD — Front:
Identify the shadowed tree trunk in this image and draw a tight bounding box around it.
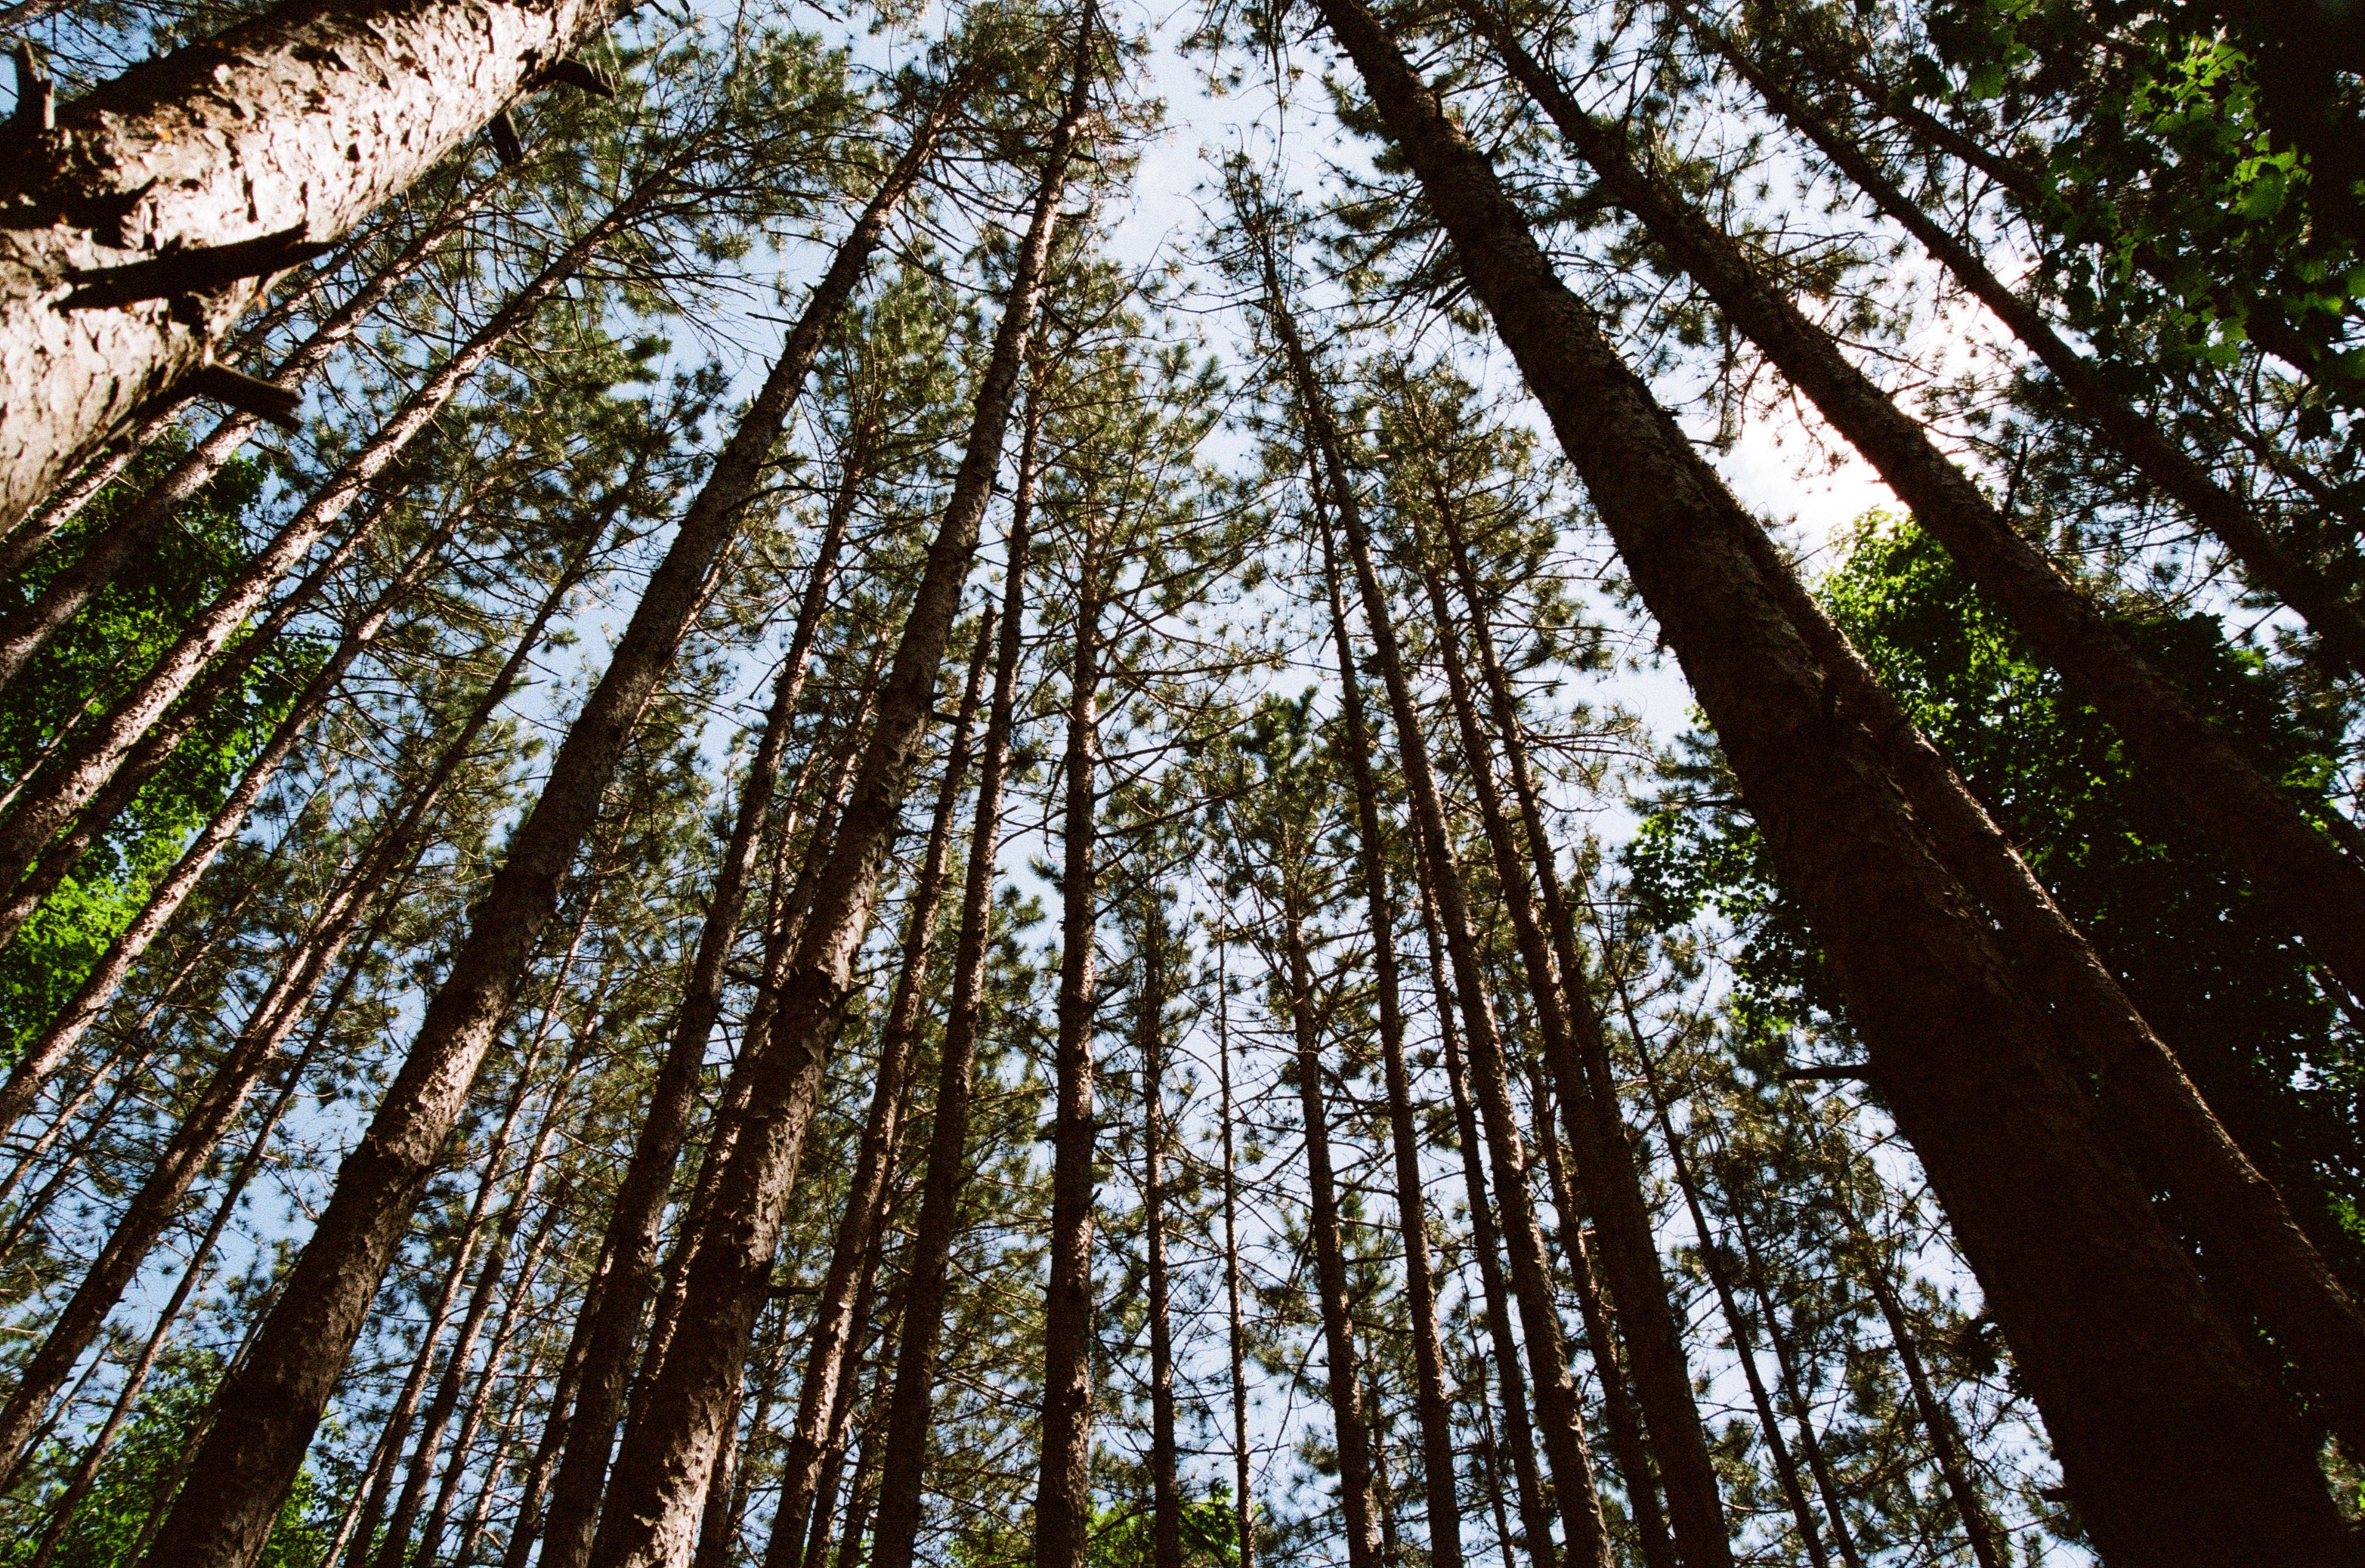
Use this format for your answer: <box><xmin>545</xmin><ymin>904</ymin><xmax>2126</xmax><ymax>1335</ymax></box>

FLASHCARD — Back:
<box><xmin>581</xmin><ymin>38</ymin><xmax>1092</xmax><ymax>1565</ymax></box>
<box><xmin>1139</xmin><ymin>892</ymin><xmax>1183</xmax><ymax>1568</ymax></box>
<box><xmin>1305</xmin><ymin>1</ymin><xmax>2351</xmax><ymax>1556</ymax></box>
<box><xmin>0</xmin><ymin>0</ymin><xmax>629</xmax><ymax>531</ymax></box>
<box><xmin>132</xmin><ymin>63</ymin><xmax>938</xmax><ymax>1564</ymax></box>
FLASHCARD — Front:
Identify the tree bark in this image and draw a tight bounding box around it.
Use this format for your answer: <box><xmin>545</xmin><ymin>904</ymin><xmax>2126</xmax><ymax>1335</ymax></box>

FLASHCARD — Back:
<box><xmin>1306</xmin><ymin>2</ymin><xmax>2350</xmax><ymax>1557</ymax></box>
<box><xmin>1316</xmin><ymin>502</ymin><xmax>1464</xmax><ymax>1568</ymax></box>
<box><xmin>0</xmin><ymin>173</ymin><xmax>498</xmax><ymax>694</ymax></box>
<box><xmin>1260</xmin><ymin>223</ymin><xmax>1613</xmax><ymax>1567</ymax></box>
<box><xmin>1217</xmin><ymin>946</ymin><xmax>1257</xmax><ymax>1568</ymax></box>
<box><xmin>132</xmin><ymin>63</ymin><xmax>927</xmax><ymax>1562</ymax></box>
<box><xmin>1471</xmin><ymin>11</ymin><xmax>2365</xmax><ymax>1014</ymax></box>
<box><xmin>762</xmin><ymin>616</ymin><xmax>988</xmax><ymax>1557</ymax></box>
<box><xmin>1034</xmin><ymin>518</ymin><xmax>1108</xmax><ymax>1568</ymax></box>
<box><xmin>1138</xmin><ymin>894</ymin><xmax>1182</xmax><ymax>1568</ymax></box>
<box><xmin>580</xmin><ymin>39</ymin><xmax>1090</xmax><ymax>1566</ymax></box>
<box><xmin>0</xmin><ymin>0</ymin><xmax>628</xmax><ymax>533</ymax></box>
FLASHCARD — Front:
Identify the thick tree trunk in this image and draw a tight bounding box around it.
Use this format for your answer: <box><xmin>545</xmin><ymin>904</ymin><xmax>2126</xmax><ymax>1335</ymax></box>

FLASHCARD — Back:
<box><xmin>580</xmin><ymin>44</ymin><xmax>1090</xmax><ymax>1566</ymax></box>
<box><xmin>1415</xmin><ymin>871</ymin><xmax>1553</xmax><ymax>1568</ymax></box>
<box><xmin>763</xmin><ymin>618</ymin><xmax>988</xmax><ymax>1556</ymax></box>
<box><xmin>0</xmin><ymin>0</ymin><xmax>627</xmax><ymax>533</ymax></box>
<box><xmin>1317</xmin><ymin>516</ymin><xmax>1464</xmax><ymax>1568</ymax></box>
<box><xmin>133</xmin><ymin>70</ymin><xmax>926</xmax><ymax>1563</ymax></box>
<box><xmin>1034</xmin><ymin>534</ymin><xmax>1106</xmax><ymax>1568</ymax></box>
<box><xmin>1269</xmin><ymin>256</ymin><xmax>1612</xmax><ymax>1566</ymax></box>
<box><xmin>1414</xmin><ymin>545</ymin><xmax>1730</xmax><ymax>1566</ymax></box>
<box><xmin>1138</xmin><ymin>896</ymin><xmax>1182</xmax><ymax>1568</ymax></box>
<box><xmin>1278</xmin><ymin>901</ymin><xmax>1387</xmax><ymax>1568</ymax></box>
<box><xmin>0</xmin><ymin>174</ymin><xmax>497</xmax><ymax>694</ymax></box>
<box><xmin>528</xmin><ymin>346</ymin><xmax>899</xmax><ymax>1568</ymax></box>
<box><xmin>1470</xmin><ymin>12</ymin><xmax>2365</xmax><ymax>1013</ymax></box>
<box><xmin>1310</xmin><ymin>2</ymin><xmax>2351</xmax><ymax>1556</ymax></box>
<box><xmin>0</xmin><ymin>207</ymin><xmax>631</xmax><ymax>927</ymax></box>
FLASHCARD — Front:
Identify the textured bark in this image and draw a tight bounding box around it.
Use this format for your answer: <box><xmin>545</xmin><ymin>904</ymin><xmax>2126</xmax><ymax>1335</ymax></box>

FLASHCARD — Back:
<box><xmin>1311</xmin><ymin>1</ymin><xmax>2350</xmax><ymax>1557</ymax></box>
<box><xmin>1269</xmin><ymin>246</ymin><xmax>1612</xmax><ymax>1566</ymax></box>
<box><xmin>1673</xmin><ymin>4</ymin><xmax>2365</xmax><ymax>673</ymax></box>
<box><xmin>580</xmin><ymin>40</ymin><xmax>1090</xmax><ymax>1565</ymax></box>
<box><xmin>1317</xmin><ymin>518</ymin><xmax>1464</xmax><ymax>1568</ymax></box>
<box><xmin>1476</xmin><ymin>14</ymin><xmax>2365</xmax><ymax>1014</ymax></box>
<box><xmin>134</xmin><ymin>79</ymin><xmax>907</xmax><ymax>1564</ymax></box>
<box><xmin>1139</xmin><ymin>897</ymin><xmax>1182</xmax><ymax>1568</ymax></box>
<box><xmin>762</xmin><ymin>619</ymin><xmax>988</xmax><ymax>1559</ymax></box>
<box><xmin>1417</xmin><ymin>871</ymin><xmax>1553</xmax><ymax>1568</ymax></box>
<box><xmin>0</xmin><ymin>204</ymin><xmax>628</xmax><ymax>920</ymax></box>
<box><xmin>0</xmin><ymin>174</ymin><xmax>496</xmax><ymax>694</ymax></box>
<box><xmin>1416</xmin><ymin>546</ymin><xmax>1730</xmax><ymax>1566</ymax></box>
<box><xmin>1278</xmin><ymin>902</ymin><xmax>1387</xmax><ymax>1568</ymax></box>
<box><xmin>0</xmin><ymin>0</ymin><xmax>626</xmax><ymax>533</ymax></box>
<box><xmin>1034</xmin><ymin>525</ymin><xmax>1106</xmax><ymax>1568</ymax></box>
<box><xmin>864</xmin><ymin>401</ymin><xmax>1037</xmax><ymax>1568</ymax></box>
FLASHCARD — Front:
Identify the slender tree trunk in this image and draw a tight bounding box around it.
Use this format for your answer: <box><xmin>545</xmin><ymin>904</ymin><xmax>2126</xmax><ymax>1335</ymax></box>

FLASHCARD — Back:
<box><xmin>529</xmin><ymin>353</ymin><xmax>903</xmax><ymax>1568</ymax></box>
<box><xmin>1306</xmin><ymin>3</ymin><xmax>2352</xmax><ymax>1557</ymax></box>
<box><xmin>134</xmin><ymin>79</ymin><xmax>944</xmax><ymax>1567</ymax></box>
<box><xmin>583</xmin><ymin>43</ymin><xmax>1090</xmax><ymax>1566</ymax></box>
<box><xmin>865</xmin><ymin>389</ymin><xmax>1037</xmax><ymax>1568</ymax></box>
<box><xmin>1269</xmin><ymin>253</ymin><xmax>1612</xmax><ymax>1564</ymax></box>
<box><xmin>795</xmin><ymin>1210</ymin><xmax>894</xmax><ymax>1568</ymax></box>
<box><xmin>501</xmin><ymin>1274</ymin><xmax>604</xmax><ymax>1568</ymax></box>
<box><xmin>0</xmin><ymin>207</ymin><xmax>632</xmax><ymax>925</ymax></box>
<box><xmin>1414</xmin><ymin>539</ymin><xmax>1730</xmax><ymax>1566</ymax></box>
<box><xmin>0</xmin><ymin>498</ymin><xmax>611</xmax><ymax>1133</ymax></box>
<box><xmin>0</xmin><ymin>175</ymin><xmax>497</xmax><ymax>691</ymax></box>
<box><xmin>1217</xmin><ymin>942</ymin><xmax>1257</xmax><ymax>1568</ymax></box>
<box><xmin>1139</xmin><ymin>895</ymin><xmax>1182</xmax><ymax>1568</ymax></box>
<box><xmin>1415</xmin><ymin>869</ymin><xmax>1553</xmax><ymax>1568</ymax></box>
<box><xmin>1034</xmin><ymin>528</ymin><xmax>1107</xmax><ymax>1568</ymax></box>
<box><xmin>0</xmin><ymin>0</ymin><xmax>628</xmax><ymax>532</ymax></box>
<box><xmin>1518</xmin><ymin>1069</ymin><xmax>1673</xmax><ymax>1568</ymax></box>
<box><xmin>1317</xmin><ymin>506</ymin><xmax>1464</xmax><ymax>1568</ymax></box>
<box><xmin>1276</xmin><ymin>897</ymin><xmax>1387</xmax><ymax>1568</ymax></box>
<box><xmin>1471</xmin><ymin>10</ymin><xmax>2365</xmax><ymax>1012</ymax></box>
<box><xmin>1470</xmin><ymin>1362</ymin><xmax>1519</xmax><ymax>1568</ymax></box>
<box><xmin>763</xmin><ymin>620</ymin><xmax>989</xmax><ymax>1557</ymax></box>
<box><xmin>1853</xmin><ymin>1242</ymin><xmax>2009</xmax><ymax>1568</ymax></box>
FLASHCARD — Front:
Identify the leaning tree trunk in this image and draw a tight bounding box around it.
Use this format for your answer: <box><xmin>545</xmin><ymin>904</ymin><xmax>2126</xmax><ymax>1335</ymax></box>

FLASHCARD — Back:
<box><xmin>1274</xmin><ymin>266</ymin><xmax>1615</xmax><ymax>1563</ymax></box>
<box><xmin>1415</xmin><ymin>537</ymin><xmax>1732</xmax><ymax>1566</ymax></box>
<box><xmin>580</xmin><ymin>37</ymin><xmax>1091</xmax><ymax>1567</ymax></box>
<box><xmin>1317</xmin><ymin>523</ymin><xmax>1464</xmax><ymax>1568</ymax></box>
<box><xmin>762</xmin><ymin>619</ymin><xmax>988</xmax><ymax>1557</ymax></box>
<box><xmin>1470</xmin><ymin>11</ymin><xmax>2365</xmax><ymax>1018</ymax></box>
<box><xmin>1033</xmin><ymin>530</ymin><xmax>1108</xmax><ymax>1568</ymax></box>
<box><xmin>0</xmin><ymin>172</ymin><xmax>500</xmax><ymax>696</ymax></box>
<box><xmin>132</xmin><ymin>66</ymin><xmax>928</xmax><ymax>1567</ymax></box>
<box><xmin>1277</xmin><ymin>897</ymin><xmax>1387</xmax><ymax>1568</ymax></box>
<box><xmin>0</xmin><ymin>201</ymin><xmax>635</xmax><ymax>941</ymax></box>
<box><xmin>1308</xmin><ymin>1</ymin><xmax>2351</xmax><ymax>1557</ymax></box>
<box><xmin>865</xmin><ymin>395</ymin><xmax>1037</xmax><ymax>1568</ymax></box>
<box><xmin>0</xmin><ymin>0</ymin><xmax>627</xmax><ymax>533</ymax></box>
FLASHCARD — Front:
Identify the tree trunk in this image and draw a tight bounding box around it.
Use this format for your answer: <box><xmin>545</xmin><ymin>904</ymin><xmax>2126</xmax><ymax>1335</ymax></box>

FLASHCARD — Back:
<box><xmin>1277</xmin><ymin>898</ymin><xmax>1387</xmax><ymax>1568</ymax></box>
<box><xmin>527</xmin><ymin>323</ymin><xmax>907</xmax><ymax>1568</ymax></box>
<box><xmin>1317</xmin><ymin>502</ymin><xmax>1464</xmax><ymax>1568</ymax></box>
<box><xmin>1854</xmin><ymin>1242</ymin><xmax>2009</xmax><ymax>1568</ymax></box>
<box><xmin>1139</xmin><ymin>895</ymin><xmax>1182</xmax><ymax>1568</ymax></box>
<box><xmin>0</xmin><ymin>174</ymin><xmax>498</xmax><ymax>693</ymax></box>
<box><xmin>499</xmin><ymin>1273</ymin><xmax>603</xmax><ymax>1568</ymax></box>
<box><xmin>580</xmin><ymin>42</ymin><xmax>1090</xmax><ymax>1566</ymax></box>
<box><xmin>1034</xmin><ymin>524</ymin><xmax>1107</xmax><ymax>1568</ymax></box>
<box><xmin>1309</xmin><ymin>2</ymin><xmax>2352</xmax><ymax>1554</ymax></box>
<box><xmin>1470</xmin><ymin>9</ymin><xmax>2365</xmax><ymax>1014</ymax></box>
<box><xmin>0</xmin><ymin>203</ymin><xmax>634</xmax><ymax>928</ymax></box>
<box><xmin>1263</xmin><ymin>235</ymin><xmax>1612</xmax><ymax>1566</ymax></box>
<box><xmin>1415</xmin><ymin>870</ymin><xmax>1553</xmax><ymax>1568</ymax></box>
<box><xmin>0</xmin><ymin>0</ymin><xmax>629</xmax><ymax>533</ymax></box>
<box><xmin>1412</xmin><ymin>539</ymin><xmax>1730</xmax><ymax>1566</ymax></box>
<box><xmin>763</xmin><ymin>617</ymin><xmax>989</xmax><ymax>1556</ymax></box>
<box><xmin>1218</xmin><ymin>942</ymin><xmax>1259</xmax><ymax>1568</ymax></box>
<box><xmin>132</xmin><ymin>73</ymin><xmax>929</xmax><ymax>1560</ymax></box>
